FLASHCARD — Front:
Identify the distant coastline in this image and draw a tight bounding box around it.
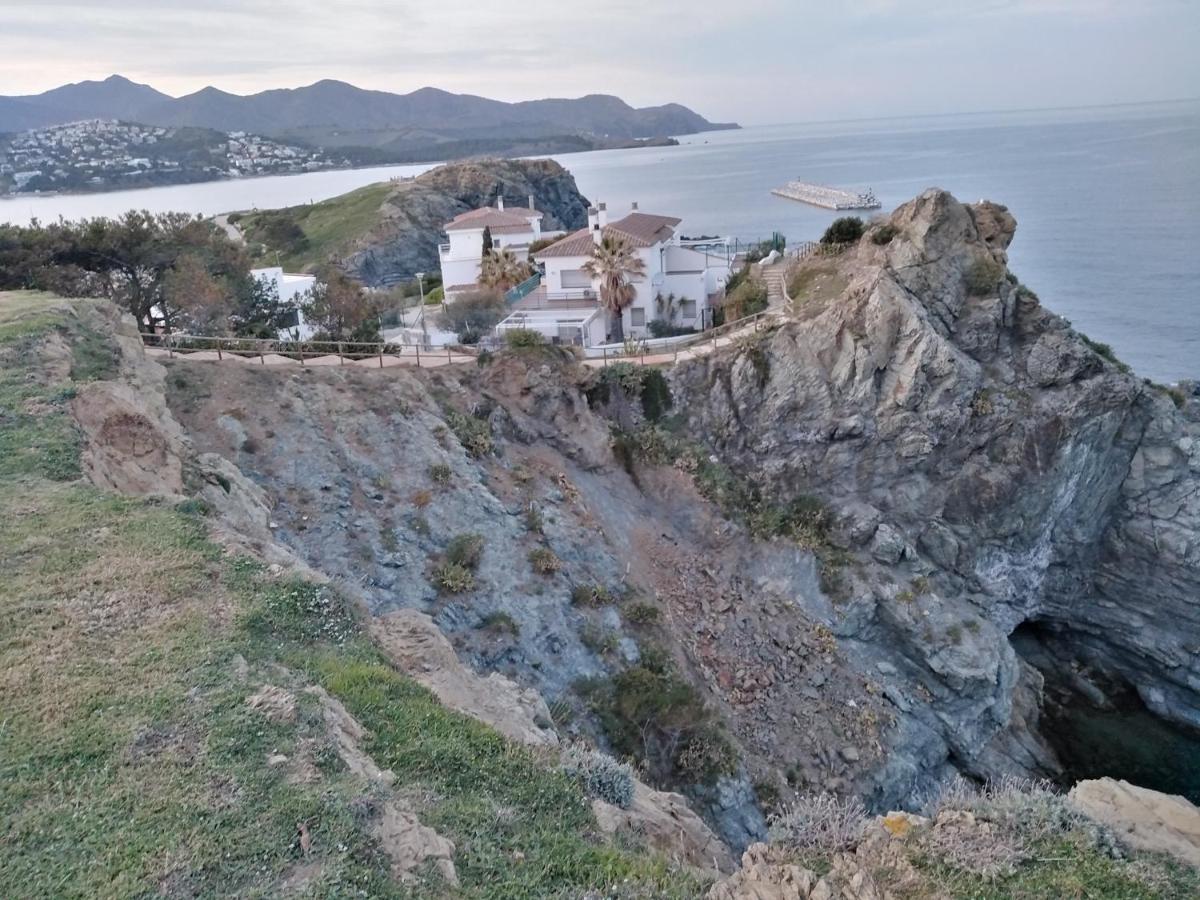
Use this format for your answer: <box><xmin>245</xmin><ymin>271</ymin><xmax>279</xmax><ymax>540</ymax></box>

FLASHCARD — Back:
<box><xmin>0</xmin><ymin>132</ymin><xmax>687</xmax><ymax>200</ymax></box>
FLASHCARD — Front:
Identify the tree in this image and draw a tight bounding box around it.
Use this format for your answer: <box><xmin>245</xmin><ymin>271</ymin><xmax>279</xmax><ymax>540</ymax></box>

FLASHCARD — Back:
<box><xmin>163</xmin><ymin>254</ymin><xmax>232</xmax><ymax>335</ymax></box>
<box><xmin>231</xmin><ymin>275</ymin><xmax>287</xmax><ymax>338</ymax></box>
<box><xmin>0</xmin><ymin>211</ymin><xmax>254</xmax><ymax>331</ymax></box>
<box><xmin>436</xmin><ymin>289</ymin><xmax>506</xmax><ymax>344</ymax></box>
<box><xmin>481</xmin><ymin>225</ymin><xmax>493</xmax><ymax>259</ymax></box>
<box><xmin>478</xmin><ymin>248</ymin><xmax>531</xmax><ymax>293</ymax></box>
<box><xmin>300</xmin><ymin>267</ymin><xmax>380</xmax><ymax>342</ymax></box>
<box><xmin>821</xmin><ymin>217</ymin><xmax>864</xmax><ymax>245</ymax></box>
<box><xmin>582</xmin><ymin>234</ymin><xmax>645</xmax><ymax>343</ymax></box>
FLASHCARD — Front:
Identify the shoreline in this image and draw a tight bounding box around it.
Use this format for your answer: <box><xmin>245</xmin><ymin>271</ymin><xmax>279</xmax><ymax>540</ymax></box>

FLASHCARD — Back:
<box><xmin>0</xmin><ymin>131</ymin><xmax>711</xmax><ymax>203</ymax></box>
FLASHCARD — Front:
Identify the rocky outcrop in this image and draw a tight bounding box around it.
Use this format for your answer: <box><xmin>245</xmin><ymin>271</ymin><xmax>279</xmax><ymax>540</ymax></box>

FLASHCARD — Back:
<box><xmin>371</xmin><ymin>608</ymin><xmax>559</xmax><ymax>747</ymax></box>
<box><xmin>1070</xmin><ymin>778</ymin><xmax>1200</xmax><ymax>867</ymax></box>
<box><xmin>341</xmin><ymin>158</ymin><xmax>589</xmax><ymax>285</ymax></box>
<box><xmin>594</xmin><ymin>781</ymin><xmax>736</xmax><ymax>873</ymax></box>
<box><xmin>671</xmin><ymin>188</ymin><xmax>1200</xmax><ymax>805</ymax></box>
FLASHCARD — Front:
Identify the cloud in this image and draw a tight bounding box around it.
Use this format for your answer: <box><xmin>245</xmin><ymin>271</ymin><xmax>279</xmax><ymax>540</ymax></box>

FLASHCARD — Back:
<box><xmin>0</xmin><ymin>0</ymin><xmax>1195</xmax><ymax>124</ymax></box>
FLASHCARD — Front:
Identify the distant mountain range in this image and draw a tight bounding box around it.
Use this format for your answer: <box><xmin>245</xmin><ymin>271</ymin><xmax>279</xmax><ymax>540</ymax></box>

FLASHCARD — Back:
<box><xmin>0</xmin><ymin>75</ymin><xmax>738</xmax><ymax>161</ymax></box>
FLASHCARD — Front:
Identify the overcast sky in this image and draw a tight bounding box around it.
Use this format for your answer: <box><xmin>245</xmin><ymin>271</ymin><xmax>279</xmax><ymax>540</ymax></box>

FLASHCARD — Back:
<box><xmin>2</xmin><ymin>0</ymin><xmax>1197</xmax><ymax>125</ymax></box>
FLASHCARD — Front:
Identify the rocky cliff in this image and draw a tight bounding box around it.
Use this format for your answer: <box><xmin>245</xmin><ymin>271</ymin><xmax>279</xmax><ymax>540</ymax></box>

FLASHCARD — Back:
<box><xmin>670</xmin><ymin>189</ymin><xmax>1200</xmax><ymax>804</ymax></box>
<box><xmin>244</xmin><ymin>158</ymin><xmax>590</xmax><ymax>286</ymax></box>
<box><xmin>166</xmin><ymin>189</ymin><xmax>1200</xmax><ymax>852</ymax></box>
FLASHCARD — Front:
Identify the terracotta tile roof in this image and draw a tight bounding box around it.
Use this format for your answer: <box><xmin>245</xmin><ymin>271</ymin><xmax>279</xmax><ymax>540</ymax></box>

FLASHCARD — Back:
<box><xmin>533</xmin><ymin>228</ymin><xmax>593</xmax><ymax>257</ymax></box>
<box><xmin>534</xmin><ymin>212</ymin><xmax>682</xmax><ymax>258</ymax></box>
<box><xmin>443</xmin><ymin>206</ymin><xmax>543</xmax><ymax>232</ymax></box>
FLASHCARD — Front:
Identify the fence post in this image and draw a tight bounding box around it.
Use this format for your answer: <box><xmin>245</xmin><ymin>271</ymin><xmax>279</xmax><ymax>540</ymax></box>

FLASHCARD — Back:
<box><xmin>446</xmin><ymin>345</ymin><xmax>451</xmax><ymax>365</ymax></box>
<box><xmin>217</xmin><ymin>340</ymin><xmax>223</xmax><ymax>361</ymax></box>
<box><xmin>415</xmin><ymin>344</ymin><xmax>421</xmax><ymax>368</ymax></box>
<box><xmin>338</xmin><ymin>342</ymin><xmax>344</xmax><ymax>364</ymax></box>
<box><xmin>167</xmin><ymin>334</ymin><xmax>174</xmax><ymax>359</ymax></box>
<box><xmin>379</xmin><ymin>344</ymin><xmax>384</xmax><ymax>368</ymax></box>
<box><xmin>299</xmin><ymin>343</ymin><xmax>305</xmax><ymax>366</ymax></box>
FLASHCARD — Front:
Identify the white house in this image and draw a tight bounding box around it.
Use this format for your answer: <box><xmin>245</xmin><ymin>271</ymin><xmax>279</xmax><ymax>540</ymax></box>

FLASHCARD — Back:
<box><xmin>252</xmin><ymin>266</ymin><xmax>317</xmax><ymax>340</ymax></box>
<box><xmin>438</xmin><ymin>196</ymin><xmax>546</xmax><ymax>298</ymax></box>
<box><xmin>500</xmin><ymin>202</ymin><xmax>731</xmax><ymax>347</ymax></box>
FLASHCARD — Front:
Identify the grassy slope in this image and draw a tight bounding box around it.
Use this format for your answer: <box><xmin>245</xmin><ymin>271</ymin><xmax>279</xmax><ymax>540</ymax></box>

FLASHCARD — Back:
<box><xmin>0</xmin><ymin>291</ymin><xmax>706</xmax><ymax>899</ymax></box>
<box><xmin>238</xmin><ymin>181</ymin><xmax>394</xmax><ymax>272</ymax></box>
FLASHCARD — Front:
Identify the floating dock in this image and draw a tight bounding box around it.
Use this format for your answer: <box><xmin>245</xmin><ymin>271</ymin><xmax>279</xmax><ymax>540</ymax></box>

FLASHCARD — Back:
<box><xmin>771</xmin><ymin>180</ymin><xmax>881</xmax><ymax>211</ymax></box>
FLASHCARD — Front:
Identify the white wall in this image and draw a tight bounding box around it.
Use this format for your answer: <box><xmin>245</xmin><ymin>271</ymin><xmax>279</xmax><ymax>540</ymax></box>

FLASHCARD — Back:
<box><xmin>253</xmin><ymin>267</ymin><xmax>317</xmax><ymax>340</ymax></box>
<box><xmin>441</xmin><ymin>221</ymin><xmax>540</xmax><ymax>296</ymax></box>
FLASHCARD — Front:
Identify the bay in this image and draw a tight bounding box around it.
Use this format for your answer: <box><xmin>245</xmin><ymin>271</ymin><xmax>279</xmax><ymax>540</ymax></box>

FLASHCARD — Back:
<box><xmin>2</xmin><ymin>100</ymin><xmax>1196</xmax><ymax>381</ymax></box>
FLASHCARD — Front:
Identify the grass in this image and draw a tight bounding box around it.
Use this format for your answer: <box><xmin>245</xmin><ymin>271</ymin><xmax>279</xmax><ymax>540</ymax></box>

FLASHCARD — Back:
<box><xmin>0</xmin><ymin>291</ymin><xmax>711</xmax><ymax>899</ymax></box>
<box><xmin>787</xmin><ymin>262</ymin><xmax>849</xmax><ymax>308</ymax></box>
<box><xmin>238</xmin><ymin>181</ymin><xmax>394</xmax><ymax>271</ymax></box>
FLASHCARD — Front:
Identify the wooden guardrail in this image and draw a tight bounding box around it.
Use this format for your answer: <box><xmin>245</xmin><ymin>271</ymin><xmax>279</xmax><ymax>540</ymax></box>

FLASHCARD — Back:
<box><xmin>139</xmin><ymin>332</ymin><xmax>478</xmax><ymax>368</ymax></box>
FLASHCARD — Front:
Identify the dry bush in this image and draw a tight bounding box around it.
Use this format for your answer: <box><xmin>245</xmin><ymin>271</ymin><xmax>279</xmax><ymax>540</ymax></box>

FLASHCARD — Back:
<box><xmin>768</xmin><ymin>792</ymin><xmax>868</xmax><ymax>852</ymax></box>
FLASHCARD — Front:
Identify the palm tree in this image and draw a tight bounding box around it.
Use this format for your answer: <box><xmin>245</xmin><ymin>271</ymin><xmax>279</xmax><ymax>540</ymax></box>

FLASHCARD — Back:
<box><xmin>582</xmin><ymin>235</ymin><xmax>646</xmax><ymax>342</ymax></box>
<box><xmin>478</xmin><ymin>247</ymin><xmax>530</xmax><ymax>293</ymax></box>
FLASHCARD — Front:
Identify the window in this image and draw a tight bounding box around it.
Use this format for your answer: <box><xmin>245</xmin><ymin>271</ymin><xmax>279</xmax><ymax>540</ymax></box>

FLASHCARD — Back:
<box><xmin>630</xmin><ymin>308</ymin><xmax>646</xmax><ymax>327</ymax></box>
<box><xmin>680</xmin><ymin>299</ymin><xmax>697</xmax><ymax>318</ymax></box>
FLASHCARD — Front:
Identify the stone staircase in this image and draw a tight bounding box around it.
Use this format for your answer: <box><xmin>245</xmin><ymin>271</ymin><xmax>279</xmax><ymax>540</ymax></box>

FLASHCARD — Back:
<box><xmin>760</xmin><ymin>262</ymin><xmax>789</xmax><ymax>309</ymax></box>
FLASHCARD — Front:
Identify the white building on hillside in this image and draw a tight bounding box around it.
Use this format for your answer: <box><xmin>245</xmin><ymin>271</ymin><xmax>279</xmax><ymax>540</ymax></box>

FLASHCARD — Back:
<box><xmin>252</xmin><ymin>266</ymin><xmax>317</xmax><ymax>340</ymax></box>
<box><xmin>438</xmin><ymin>197</ymin><xmax>547</xmax><ymax>298</ymax></box>
<box><xmin>497</xmin><ymin>203</ymin><xmax>731</xmax><ymax>347</ymax></box>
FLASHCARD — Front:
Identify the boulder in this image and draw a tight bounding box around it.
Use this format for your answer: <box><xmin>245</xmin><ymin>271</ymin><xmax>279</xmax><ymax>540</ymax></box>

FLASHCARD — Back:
<box><xmin>1069</xmin><ymin>778</ymin><xmax>1200</xmax><ymax>867</ymax></box>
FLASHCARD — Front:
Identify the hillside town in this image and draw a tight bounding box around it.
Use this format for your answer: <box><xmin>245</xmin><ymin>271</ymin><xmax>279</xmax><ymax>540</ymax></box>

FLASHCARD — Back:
<box><xmin>0</xmin><ymin>119</ymin><xmax>345</xmax><ymax>194</ymax></box>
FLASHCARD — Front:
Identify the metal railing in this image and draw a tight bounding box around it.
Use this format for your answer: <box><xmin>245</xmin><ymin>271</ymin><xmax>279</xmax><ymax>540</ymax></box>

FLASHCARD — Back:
<box><xmin>504</xmin><ymin>272</ymin><xmax>542</xmax><ymax>305</ymax></box>
<box><xmin>140</xmin><ymin>332</ymin><xmax>478</xmax><ymax>368</ymax></box>
<box><xmin>587</xmin><ymin>307</ymin><xmax>779</xmax><ymax>366</ymax></box>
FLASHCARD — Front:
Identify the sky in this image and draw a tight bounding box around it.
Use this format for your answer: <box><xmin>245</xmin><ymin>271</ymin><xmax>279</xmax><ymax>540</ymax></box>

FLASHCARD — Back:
<box><xmin>1</xmin><ymin>0</ymin><xmax>1197</xmax><ymax>125</ymax></box>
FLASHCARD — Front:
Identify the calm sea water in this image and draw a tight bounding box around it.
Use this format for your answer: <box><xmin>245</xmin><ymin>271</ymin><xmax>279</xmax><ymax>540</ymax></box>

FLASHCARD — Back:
<box><xmin>3</xmin><ymin>101</ymin><xmax>1197</xmax><ymax>380</ymax></box>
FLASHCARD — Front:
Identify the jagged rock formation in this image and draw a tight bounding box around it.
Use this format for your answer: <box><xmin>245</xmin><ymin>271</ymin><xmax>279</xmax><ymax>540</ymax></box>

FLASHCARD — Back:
<box><xmin>670</xmin><ymin>189</ymin><xmax>1200</xmax><ymax>804</ymax></box>
<box><xmin>335</xmin><ymin>158</ymin><xmax>589</xmax><ymax>285</ymax></box>
<box><xmin>164</xmin><ymin>189</ymin><xmax>1199</xmax><ymax>853</ymax></box>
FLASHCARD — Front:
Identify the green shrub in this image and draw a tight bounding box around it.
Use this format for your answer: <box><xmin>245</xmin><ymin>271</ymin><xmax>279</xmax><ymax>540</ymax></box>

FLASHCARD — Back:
<box><xmin>175</xmin><ymin>498</ymin><xmax>211</xmax><ymax>517</ymax></box>
<box><xmin>580</xmin><ymin>624</ymin><xmax>620</xmax><ymax>656</ymax></box>
<box><xmin>445</xmin><ymin>410</ymin><xmax>493</xmax><ymax>457</ymax></box>
<box><xmin>625</xmin><ymin>602</ymin><xmax>661</xmax><ymax>626</ymax></box>
<box><xmin>445</xmin><ymin>533</ymin><xmax>484</xmax><ymax>570</ymax></box>
<box><xmin>504</xmin><ymin>328</ymin><xmax>545</xmax><ymax>348</ymax></box>
<box><xmin>820</xmin><ymin>217</ymin><xmax>864</xmax><ymax>245</ymax></box>
<box><xmin>479</xmin><ymin>610</ymin><xmax>519</xmax><ymax>635</ymax></box>
<box><xmin>434</xmin><ymin>562</ymin><xmax>475</xmax><ymax>593</ymax></box>
<box><xmin>571</xmin><ymin>583</ymin><xmax>614</xmax><ymax>607</ymax></box>
<box><xmin>561</xmin><ymin>744</ymin><xmax>635</xmax><ymax>809</ymax></box>
<box><xmin>724</xmin><ymin>277</ymin><xmax>769</xmax><ymax>319</ymax></box>
<box><xmin>647</xmin><ymin>320</ymin><xmax>697</xmax><ymax>338</ymax></box>
<box><xmin>529</xmin><ymin>547</ymin><xmax>561</xmax><ymax>575</ymax></box>
<box><xmin>871</xmin><ymin>224</ymin><xmax>898</xmax><ymax>245</ymax></box>
<box><xmin>585</xmin><ymin>664</ymin><xmax>735</xmax><ymax>786</ymax></box>
<box><xmin>1080</xmin><ymin>334</ymin><xmax>1132</xmax><ymax>374</ymax></box>
<box><xmin>964</xmin><ymin>256</ymin><xmax>1004</xmax><ymax>296</ymax></box>
<box><xmin>640</xmin><ymin>369</ymin><xmax>673</xmax><ymax>421</ymax></box>
<box><xmin>429</xmin><ymin>462</ymin><xmax>452</xmax><ymax>485</ymax></box>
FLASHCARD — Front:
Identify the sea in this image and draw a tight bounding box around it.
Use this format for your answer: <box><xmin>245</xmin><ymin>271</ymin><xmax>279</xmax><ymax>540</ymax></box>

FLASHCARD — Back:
<box><xmin>2</xmin><ymin>100</ymin><xmax>1197</xmax><ymax>382</ymax></box>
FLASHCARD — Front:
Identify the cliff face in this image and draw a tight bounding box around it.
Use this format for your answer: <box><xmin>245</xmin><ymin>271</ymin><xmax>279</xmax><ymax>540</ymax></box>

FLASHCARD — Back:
<box><xmin>671</xmin><ymin>189</ymin><xmax>1200</xmax><ymax>801</ymax></box>
<box><xmin>343</xmin><ymin>158</ymin><xmax>589</xmax><ymax>286</ymax></box>
<box><xmin>165</xmin><ymin>189</ymin><xmax>1199</xmax><ymax>849</ymax></box>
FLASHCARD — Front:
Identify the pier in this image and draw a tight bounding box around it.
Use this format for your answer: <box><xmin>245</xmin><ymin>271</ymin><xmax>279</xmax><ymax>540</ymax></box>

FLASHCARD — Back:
<box><xmin>772</xmin><ymin>180</ymin><xmax>881</xmax><ymax>211</ymax></box>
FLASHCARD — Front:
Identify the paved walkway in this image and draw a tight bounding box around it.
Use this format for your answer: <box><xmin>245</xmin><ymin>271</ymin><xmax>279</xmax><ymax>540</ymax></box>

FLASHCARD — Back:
<box><xmin>146</xmin><ymin>261</ymin><xmax>794</xmax><ymax>372</ymax></box>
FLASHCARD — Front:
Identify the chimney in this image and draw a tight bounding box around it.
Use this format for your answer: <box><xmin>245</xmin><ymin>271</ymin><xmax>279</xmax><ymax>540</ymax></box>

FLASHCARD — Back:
<box><xmin>497</xmin><ymin>195</ymin><xmax>505</xmax><ymax>211</ymax></box>
<box><xmin>631</xmin><ymin>201</ymin><xmax>639</xmax><ymax>211</ymax></box>
<box><xmin>528</xmin><ymin>194</ymin><xmax>535</xmax><ymax>210</ymax></box>
<box><xmin>597</xmin><ymin>202</ymin><xmax>609</xmax><ymax>229</ymax></box>
<box><xmin>587</xmin><ymin>206</ymin><xmax>601</xmax><ymax>245</ymax></box>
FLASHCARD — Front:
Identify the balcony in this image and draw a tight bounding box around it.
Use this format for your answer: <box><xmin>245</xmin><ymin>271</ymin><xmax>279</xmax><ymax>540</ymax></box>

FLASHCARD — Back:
<box><xmin>512</xmin><ymin>286</ymin><xmax>599</xmax><ymax>311</ymax></box>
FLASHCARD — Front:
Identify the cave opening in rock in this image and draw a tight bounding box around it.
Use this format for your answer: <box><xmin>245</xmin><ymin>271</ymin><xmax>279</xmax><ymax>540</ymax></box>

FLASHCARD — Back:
<box><xmin>1011</xmin><ymin>619</ymin><xmax>1200</xmax><ymax>803</ymax></box>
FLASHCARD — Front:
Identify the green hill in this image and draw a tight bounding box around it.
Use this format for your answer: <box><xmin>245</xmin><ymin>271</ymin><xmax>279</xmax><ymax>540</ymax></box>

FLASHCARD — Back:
<box><xmin>0</xmin><ymin>291</ymin><xmax>705</xmax><ymax>898</ymax></box>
